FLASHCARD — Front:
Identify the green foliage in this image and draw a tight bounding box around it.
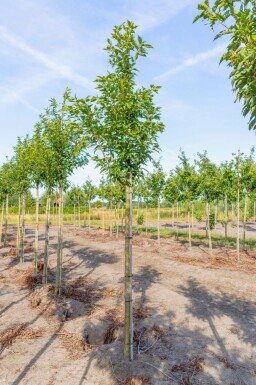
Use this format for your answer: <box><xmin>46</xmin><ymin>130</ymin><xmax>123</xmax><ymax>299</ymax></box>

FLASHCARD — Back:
<box><xmin>209</xmin><ymin>212</ymin><xmax>215</xmax><ymax>230</ymax></box>
<box><xmin>137</xmin><ymin>214</ymin><xmax>144</xmax><ymax>225</ymax></box>
<box><xmin>194</xmin><ymin>0</ymin><xmax>256</xmax><ymax>130</ymax></box>
<box><xmin>70</xmin><ymin>21</ymin><xmax>164</xmax><ymax>182</ymax></box>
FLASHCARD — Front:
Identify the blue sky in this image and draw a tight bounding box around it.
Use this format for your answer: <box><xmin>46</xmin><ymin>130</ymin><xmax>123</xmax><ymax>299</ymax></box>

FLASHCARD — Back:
<box><xmin>0</xmin><ymin>0</ymin><xmax>255</xmax><ymax>185</ymax></box>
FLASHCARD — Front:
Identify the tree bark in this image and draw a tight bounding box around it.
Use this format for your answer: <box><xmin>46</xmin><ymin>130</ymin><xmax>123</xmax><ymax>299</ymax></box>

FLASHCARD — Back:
<box><xmin>188</xmin><ymin>203</ymin><xmax>191</xmax><ymax>249</ymax></box>
<box><xmin>43</xmin><ymin>194</ymin><xmax>51</xmax><ymax>284</ymax></box>
<box><xmin>88</xmin><ymin>200</ymin><xmax>91</xmax><ymax>233</ymax></box>
<box><xmin>4</xmin><ymin>194</ymin><xmax>8</xmax><ymax>246</ymax></box>
<box><xmin>124</xmin><ymin>175</ymin><xmax>133</xmax><ymax>361</ymax></box>
<box><xmin>55</xmin><ymin>185</ymin><xmax>64</xmax><ymax>294</ymax></box>
<box><xmin>20</xmin><ymin>193</ymin><xmax>26</xmax><ymax>263</ymax></box>
<box><xmin>16</xmin><ymin>197</ymin><xmax>21</xmax><ymax>258</ymax></box>
<box><xmin>237</xmin><ymin>188</ymin><xmax>240</xmax><ymax>262</ymax></box>
<box><xmin>176</xmin><ymin>202</ymin><xmax>179</xmax><ymax>240</ymax></box>
<box><xmin>157</xmin><ymin>196</ymin><xmax>160</xmax><ymax>245</ymax></box>
<box><xmin>34</xmin><ymin>185</ymin><xmax>39</xmax><ymax>273</ymax></box>
<box><xmin>243</xmin><ymin>192</ymin><xmax>248</xmax><ymax>249</ymax></box>
<box><xmin>224</xmin><ymin>192</ymin><xmax>228</xmax><ymax>241</ymax></box>
<box><xmin>0</xmin><ymin>200</ymin><xmax>4</xmax><ymax>243</ymax></box>
<box><xmin>102</xmin><ymin>198</ymin><xmax>105</xmax><ymax>236</ymax></box>
<box><xmin>206</xmin><ymin>200</ymin><xmax>213</xmax><ymax>258</ymax></box>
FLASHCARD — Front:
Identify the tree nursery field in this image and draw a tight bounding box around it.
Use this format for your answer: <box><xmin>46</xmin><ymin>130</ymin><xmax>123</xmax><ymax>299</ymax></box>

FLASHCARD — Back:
<box><xmin>1</xmin><ymin>224</ymin><xmax>256</xmax><ymax>385</ymax></box>
<box><xmin>1</xmin><ymin>1</ymin><xmax>256</xmax><ymax>384</ymax></box>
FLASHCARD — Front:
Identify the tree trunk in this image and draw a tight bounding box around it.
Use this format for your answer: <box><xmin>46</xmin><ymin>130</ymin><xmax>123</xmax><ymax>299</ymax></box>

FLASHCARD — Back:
<box><xmin>78</xmin><ymin>204</ymin><xmax>81</xmax><ymax>228</ymax></box>
<box><xmin>20</xmin><ymin>193</ymin><xmax>26</xmax><ymax>263</ymax></box>
<box><xmin>176</xmin><ymin>202</ymin><xmax>179</xmax><ymax>240</ymax></box>
<box><xmin>191</xmin><ymin>202</ymin><xmax>194</xmax><ymax>230</ymax></box>
<box><xmin>73</xmin><ymin>204</ymin><xmax>76</xmax><ymax>228</ymax></box>
<box><xmin>55</xmin><ymin>185</ymin><xmax>64</xmax><ymax>295</ymax></box>
<box><xmin>43</xmin><ymin>194</ymin><xmax>51</xmax><ymax>284</ymax></box>
<box><xmin>145</xmin><ymin>204</ymin><xmax>148</xmax><ymax>236</ymax></box>
<box><xmin>34</xmin><ymin>185</ymin><xmax>39</xmax><ymax>273</ymax></box>
<box><xmin>16</xmin><ymin>197</ymin><xmax>21</xmax><ymax>258</ymax></box>
<box><xmin>188</xmin><ymin>203</ymin><xmax>191</xmax><ymax>249</ymax></box>
<box><xmin>4</xmin><ymin>194</ymin><xmax>9</xmax><ymax>246</ymax></box>
<box><xmin>214</xmin><ymin>203</ymin><xmax>218</xmax><ymax>230</ymax></box>
<box><xmin>206</xmin><ymin>200</ymin><xmax>213</xmax><ymax>258</ymax></box>
<box><xmin>109</xmin><ymin>196</ymin><xmax>113</xmax><ymax>236</ymax></box>
<box><xmin>172</xmin><ymin>205</ymin><xmax>174</xmax><ymax>228</ymax></box>
<box><xmin>243</xmin><ymin>192</ymin><xmax>248</xmax><ymax>249</ymax></box>
<box><xmin>0</xmin><ymin>201</ymin><xmax>4</xmax><ymax>243</ymax></box>
<box><xmin>124</xmin><ymin>175</ymin><xmax>133</xmax><ymax>361</ymax></box>
<box><xmin>254</xmin><ymin>201</ymin><xmax>256</xmax><ymax>223</ymax></box>
<box><xmin>88</xmin><ymin>200</ymin><xmax>91</xmax><ymax>233</ymax></box>
<box><xmin>237</xmin><ymin>188</ymin><xmax>240</xmax><ymax>262</ymax></box>
<box><xmin>102</xmin><ymin>198</ymin><xmax>105</xmax><ymax>236</ymax></box>
<box><xmin>121</xmin><ymin>205</ymin><xmax>124</xmax><ymax>233</ymax></box>
<box><xmin>116</xmin><ymin>204</ymin><xmax>120</xmax><ymax>238</ymax></box>
<box><xmin>157</xmin><ymin>196</ymin><xmax>160</xmax><ymax>245</ymax></box>
<box><xmin>224</xmin><ymin>192</ymin><xmax>228</xmax><ymax>241</ymax></box>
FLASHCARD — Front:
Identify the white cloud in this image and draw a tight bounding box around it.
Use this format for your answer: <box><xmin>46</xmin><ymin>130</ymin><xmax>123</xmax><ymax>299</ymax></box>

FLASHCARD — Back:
<box><xmin>0</xmin><ymin>25</ymin><xmax>94</xmax><ymax>92</ymax></box>
<box><xmin>155</xmin><ymin>44</ymin><xmax>226</xmax><ymax>81</ymax></box>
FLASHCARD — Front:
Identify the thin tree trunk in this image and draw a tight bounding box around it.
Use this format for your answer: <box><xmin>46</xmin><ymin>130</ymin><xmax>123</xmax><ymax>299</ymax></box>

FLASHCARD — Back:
<box><xmin>43</xmin><ymin>194</ymin><xmax>51</xmax><ymax>284</ymax></box>
<box><xmin>73</xmin><ymin>204</ymin><xmax>76</xmax><ymax>229</ymax></box>
<box><xmin>254</xmin><ymin>201</ymin><xmax>256</xmax><ymax>223</ymax></box>
<box><xmin>176</xmin><ymin>202</ymin><xmax>179</xmax><ymax>240</ymax></box>
<box><xmin>188</xmin><ymin>203</ymin><xmax>191</xmax><ymax>249</ymax></box>
<box><xmin>145</xmin><ymin>204</ymin><xmax>148</xmax><ymax>236</ymax></box>
<box><xmin>16</xmin><ymin>197</ymin><xmax>21</xmax><ymax>258</ymax></box>
<box><xmin>116</xmin><ymin>204</ymin><xmax>119</xmax><ymax>238</ymax></box>
<box><xmin>157</xmin><ymin>196</ymin><xmax>160</xmax><ymax>245</ymax></box>
<box><xmin>109</xmin><ymin>196</ymin><xmax>113</xmax><ymax>236</ymax></box>
<box><xmin>124</xmin><ymin>175</ymin><xmax>133</xmax><ymax>361</ymax></box>
<box><xmin>121</xmin><ymin>205</ymin><xmax>124</xmax><ymax>233</ymax></box>
<box><xmin>243</xmin><ymin>192</ymin><xmax>248</xmax><ymax>249</ymax></box>
<box><xmin>191</xmin><ymin>202</ymin><xmax>194</xmax><ymax>230</ymax></box>
<box><xmin>88</xmin><ymin>200</ymin><xmax>91</xmax><ymax>233</ymax></box>
<box><xmin>78</xmin><ymin>204</ymin><xmax>81</xmax><ymax>228</ymax></box>
<box><xmin>172</xmin><ymin>205</ymin><xmax>174</xmax><ymax>228</ymax></box>
<box><xmin>206</xmin><ymin>200</ymin><xmax>213</xmax><ymax>258</ymax></box>
<box><xmin>34</xmin><ymin>185</ymin><xmax>39</xmax><ymax>273</ymax></box>
<box><xmin>214</xmin><ymin>203</ymin><xmax>218</xmax><ymax>230</ymax></box>
<box><xmin>102</xmin><ymin>198</ymin><xmax>105</xmax><ymax>236</ymax></box>
<box><xmin>55</xmin><ymin>185</ymin><xmax>64</xmax><ymax>294</ymax></box>
<box><xmin>224</xmin><ymin>192</ymin><xmax>228</xmax><ymax>241</ymax></box>
<box><xmin>237</xmin><ymin>188</ymin><xmax>240</xmax><ymax>262</ymax></box>
<box><xmin>0</xmin><ymin>201</ymin><xmax>4</xmax><ymax>243</ymax></box>
<box><xmin>4</xmin><ymin>194</ymin><xmax>9</xmax><ymax>246</ymax></box>
<box><xmin>20</xmin><ymin>193</ymin><xmax>26</xmax><ymax>263</ymax></box>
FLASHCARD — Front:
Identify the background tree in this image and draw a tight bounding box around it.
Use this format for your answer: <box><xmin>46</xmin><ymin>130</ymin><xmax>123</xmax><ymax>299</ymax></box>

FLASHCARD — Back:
<box><xmin>146</xmin><ymin>160</ymin><xmax>166</xmax><ymax>245</ymax></box>
<box><xmin>83</xmin><ymin>178</ymin><xmax>97</xmax><ymax>233</ymax></box>
<box><xmin>0</xmin><ymin>159</ymin><xmax>15</xmax><ymax>246</ymax></box>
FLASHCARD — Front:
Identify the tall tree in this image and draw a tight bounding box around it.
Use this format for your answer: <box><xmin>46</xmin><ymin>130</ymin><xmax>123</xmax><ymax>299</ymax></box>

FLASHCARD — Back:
<box><xmin>71</xmin><ymin>21</ymin><xmax>164</xmax><ymax>361</ymax></box>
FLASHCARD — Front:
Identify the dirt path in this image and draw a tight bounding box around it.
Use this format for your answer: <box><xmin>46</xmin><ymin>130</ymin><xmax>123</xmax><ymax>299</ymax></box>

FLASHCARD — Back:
<box><xmin>0</xmin><ymin>225</ymin><xmax>256</xmax><ymax>385</ymax></box>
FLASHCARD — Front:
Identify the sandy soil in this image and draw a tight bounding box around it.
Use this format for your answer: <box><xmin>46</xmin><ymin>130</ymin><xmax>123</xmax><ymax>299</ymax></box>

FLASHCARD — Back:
<box><xmin>0</xmin><ymin>225</ymin><xmax>256</xmax><ymax>385</ymax></box>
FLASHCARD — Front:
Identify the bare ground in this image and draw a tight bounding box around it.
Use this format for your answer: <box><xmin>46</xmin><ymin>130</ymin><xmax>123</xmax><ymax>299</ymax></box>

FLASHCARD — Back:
<box><xmin>0</xmin><ymin>225</ymin><xmax>256</xmax><ymax>385</ymax></box>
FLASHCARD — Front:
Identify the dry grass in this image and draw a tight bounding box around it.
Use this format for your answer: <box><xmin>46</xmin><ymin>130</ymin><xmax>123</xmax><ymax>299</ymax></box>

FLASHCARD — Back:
<box><xmin>0</xmin><ymin>323</ymin><xmax>44</xmax><ymax>351</ymax></box>
<box><xmin>58</xmin><ymin>332</ymin><xmax>92</xmax><ymax>359</ymax></box>
<box><xmin>117</xmin><ymin>377</ymin><xmax>151</xmax><ymax>385</ymax></box>
<box><xmin>170</xmin><ymin>356</ymin><xmax>204</xmax><ymax>375</ymax></box>
<box><xmin>17</xmin><ymin>268</ymin><xmax>42</xmax><ymax>290</ymax></box>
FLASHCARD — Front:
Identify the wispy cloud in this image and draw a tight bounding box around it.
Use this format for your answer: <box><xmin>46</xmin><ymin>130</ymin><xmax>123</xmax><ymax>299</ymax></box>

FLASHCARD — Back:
<box><xmin>155</xmin><ymin>44</ymin><xmax>226</xmax><ymax>81</ymax></box>
<box><xmin>0</xmin><ymin>25</ymin><xmax>94</xmax><ymax>91</ymax></box>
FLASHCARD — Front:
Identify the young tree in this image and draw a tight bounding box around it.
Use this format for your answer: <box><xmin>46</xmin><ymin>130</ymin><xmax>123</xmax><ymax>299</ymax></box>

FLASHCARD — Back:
<box><xmin>175</xmin><ymin>150</ymin><xmax>198</xmax><ymax>249</ymax></box>
<box><xmin>39</xmin><ymin>89</ymin><xmax>88</xmax><ymax>293</ymax></box>
<box><xmin>194</xmin><ymin>1</ymin><xmax>256</xmax><ymax>130</ymax></box>
<box><xmin>0</xmin><ymin>159</ymin><xmax>15</xmax><ymax>246</ymax></box>
<box><xmin>146</xmin><ymin>160</ymin><xmax>166</xmax><ymax>245</ymax></box>
<box><xmin>70</xmin><ymin>21</ymin><xmax>164</xmax><ymax>361</ymax></box>
<box><xmin>83</xmin><ymin>179</ymin><xmax>97</xmax><ymax>233</ymax></box>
